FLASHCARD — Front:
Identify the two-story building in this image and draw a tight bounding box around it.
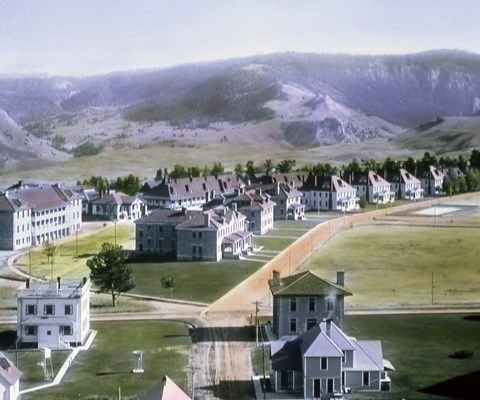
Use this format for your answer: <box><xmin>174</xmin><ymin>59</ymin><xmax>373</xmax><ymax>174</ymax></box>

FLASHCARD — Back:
<box><xmin>386</xmin><ymin>169</ymin><xmax>424</xmax><ymax>200</ymax></box>
<box><xmin>268</xmin><ymin>270</ymin><xmax>352</xmax><ymax>338</ymax></box>
<box><xmin>91</xmin><ymin>192</ymin><xmax>146</xmax><ymax>221</ymax></box>
<box><xmin>139</xmin><ymin>174</ymin><xmax>245</xmax><ymax>210</ymax></box>
<box><xmin>0</xmin><ymin>183</ymin><xmax>83</xmax><ymax>250</ymax></box>
<box><xmin>16</xmin><ymin>277</ymin><xmax>91</xmax><ymax>349</ymax></box>
<box><xmin>270</xmin><ymin>320</ymin><xmax>390</xmax><ymax>397</ymax></box>
<box><xmin>301</xmin><ymin>175</ymin><xmax>359</xmax><ymax>212</ymax></box>
<box><xmin>135</xmin><ymin>207</ymin><xmax>252</xmax><ymax>261</ymax></box>
<box><xmin>419</xmin><ymin>166</ymin><xmax>444</xmax><ymax>196</ymax></box>
<box><xmin>270</xmin><ymin>183</ymin><xmax>305</xmax><ymax>220</ymax></box>
<box><xmin>348</xmin><ymin>171</ymin><xmax>395</xmax><ymax>204</ymax></box>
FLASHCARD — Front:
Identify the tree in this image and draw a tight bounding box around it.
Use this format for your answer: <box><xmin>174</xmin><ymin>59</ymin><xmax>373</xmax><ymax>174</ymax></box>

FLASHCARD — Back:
<box><xmin>245</xmin><ymin>160</ymin><xmax>256</xmax><ymax>180</ymax></box>
<box><xmin>155</xmin><ymin>168</ymin><xmax>163</xmax><ymax>181</ymax></box>
<box><xmin>170</xmin><ymin>164</ymin><xmax>189</xmax><ymax>179</ymax></box>
<box><xmin>86</xmin><ymin>242</ymin><xmax>135</xmax><ymax>307</ymax></box>
<box><xmin>211</xmin><ymin>161</ymin><xmax>225</xmax><ymax>177</ymax></box>
<box><xmin>234</xmin><ymin>163</ymin><xmax>245</xmax><ymax>177</ymax></box>
<box><xmin>470</xmin><ymin>149</ymin><xmax>480</xmax><ymax>169</ymax></box>
<box><xmin>42</xmin><ymin>240</ymin><xmax>57</xmax><ymax>264</ymax></box>
<box><xmin>276</xmin><ymin>159</ymin><xmax>296</xmax><ymax>173</ymax></box>
<box><xmin>161</xmin><ymin>277</ymin><xmax>176</xmax><ymax>299</ymax></box>
<box><xmin>263</xmin><ymin>159</ymin><xmax>275</xmax><ymax>177</ymax></box>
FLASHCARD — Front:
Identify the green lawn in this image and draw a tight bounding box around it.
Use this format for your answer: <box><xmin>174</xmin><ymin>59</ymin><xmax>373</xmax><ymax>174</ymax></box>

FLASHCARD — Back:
<box><xmin>5</xmin><ymin>320</ymin><xmax>192</xmax><ymax>400</ymax></box>
<box><xmin>343</xmin><ymin>313</ymin><xmax>480</xmax><ymax>399</ymax></box>
<box><xmin>130</xmin><ymin>259</ymin><xmax>261</xmax><ymax>303</ymax></box>
<box><xmin>301</xmin><ymin>225</ymin><xmax>480</xmax><ymax>309</ymax></box>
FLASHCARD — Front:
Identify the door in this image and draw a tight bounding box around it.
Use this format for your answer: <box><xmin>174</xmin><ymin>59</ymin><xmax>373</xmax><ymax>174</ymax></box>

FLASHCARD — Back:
<box><xmin>313</xmin><ymin>378</ymin><xmax>321</xmax><ymax>397</ymax></box>
<box><xmin>327</xmin><ymin>378</ymin><xmax>334</xmax><ymax>393</ymax></box>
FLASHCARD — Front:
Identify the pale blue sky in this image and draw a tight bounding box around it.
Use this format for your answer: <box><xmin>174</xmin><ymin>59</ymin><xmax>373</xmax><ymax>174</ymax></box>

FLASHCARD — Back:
<box><xmin>1</xmin><ymin>0</ymin><xmax>479</xmax><ymax>76</ymax></box>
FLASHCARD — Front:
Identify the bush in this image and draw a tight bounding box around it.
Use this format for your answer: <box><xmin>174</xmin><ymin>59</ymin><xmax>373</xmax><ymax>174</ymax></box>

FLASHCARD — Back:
<box><xmin>72</xmin><ymin>142</ymin><xmax>104</xmax><ymax>157</ymax></box>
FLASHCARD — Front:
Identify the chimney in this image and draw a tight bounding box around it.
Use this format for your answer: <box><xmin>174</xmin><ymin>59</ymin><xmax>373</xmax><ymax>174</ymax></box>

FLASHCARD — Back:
<box><xmin>204</xmin><ymin>212</ymin><xmax>210</xmax><ymax>227</ymax></box>
<box><xmin>326</xmin><ymin>319</ymin><xmax>332</xmax><ymax>337</ymax></box>
<box><xmin>57</xmin><ymin>276</ymin><xmax>61</xmax><ymax>290</ymax></box>
<box><xmin>232</xmin><ymin>202</ymin><xmax>237</xmax><ymax>212</ymax></box>
<box><xmin>336</xmin><ymin>270</ymin><xmax>345</xmax><ymax>286</ymax></box>
<box><xmin>255</xmin><ymin>188</ymin><xmax>262</xmax><ymax>196</ymax></box>
<box><xmin>272</xmin><ymin>270</ymin><xmax>280</xmax><ymax>285</ymax></box>
<box><xmin>26</xmin><ymin>278</ymin><xmax>30</xmax><ymax>288</ymax></box>
<box><xmin>276</xmin><ymin>182</ymin><xmax>280</xmax><ymax>195</ymax></box>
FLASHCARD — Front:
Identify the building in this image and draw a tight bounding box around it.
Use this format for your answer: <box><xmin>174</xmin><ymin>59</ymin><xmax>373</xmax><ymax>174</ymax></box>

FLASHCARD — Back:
<box><xmin>270</xmin><ymin>320</ymin><xmax>390</xmax><ymax>398</ymax></box>
<box><xmin>176</xmin><ymin>207</ymin><xmax>252</xmax><ymax>261</ymax></box>
<box><xmin>139</xmin><ymin>174</ymin><xmax>245</xmax><ymax>210</ymax></box>
<box><xmin>270</xmin><ymin>183</ymin><xmax>305</xmax><ymax>220</ymax></box>
<box><xmin>301</xmin><ymin>175</ymin><xmax>359</xmax><ymax>212</ymax></box>
<box><xmin>135</xmin><ymin>208</ymin><xmax>202</xmax><ymax>257</ymax></box>
<box><xmin>386</xmin><ymin>169</ymin><xmax>424</xmax><ymax>200</ymax></box>
<box><xmin>135</xmin><ymin>207</ymin><xmax>252</xmax><ymax>261</ymax></box>
<box><xmin>0</xmin><ymin>183</ymin><xmax>83</xmax><ymax>250</ymax></box>
<box><xmin>0</xmin><ymin>352</ymin><xmax>22</xmax><ymax>400</ymax></box>
<box><xmin>17</xmin><ymin>277</ymin><xmax>91</xmax><ymax>349</ymax></box>
<box><xmin>268</xmin><ymin>270</ymin><xmax>352</xmax><ymax>338</ymax></box>
<box><xmin>348</xmin><ymin>171</ymin><xmax>395</xmax><ymax>204</ymax></box>
<box><xmin>141</xmin><ymin>375</ymin><xmax>191</xmax><ymax>400</ymax></box>
<box><xmin>419</xmin><ymin>166</ymin><xmax>444</xmax><ymax>196</ymax></box>
<box><xmin>91</xmin><ymin>192</ymin><xmax>146</xmax><ymax>220</ymax></box>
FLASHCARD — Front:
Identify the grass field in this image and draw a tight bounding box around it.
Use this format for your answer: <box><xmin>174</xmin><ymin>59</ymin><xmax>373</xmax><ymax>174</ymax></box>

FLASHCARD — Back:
<box><xmin>300</xmin><ymin>225</ymin><xmax>480</xmax><ymax>309</ymax></box>
<box><xmin>2</xmin><ymin>320</ymin><xmax>192</xmax><ymax>400</ymax></box>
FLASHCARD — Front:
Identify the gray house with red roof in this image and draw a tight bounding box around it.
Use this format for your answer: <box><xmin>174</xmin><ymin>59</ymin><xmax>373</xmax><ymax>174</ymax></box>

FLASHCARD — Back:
<box><xmin>269</xmin><ymin>270</ymin><xmax>352</xmax><ymax>338</ymax></box>
<box><xmin>0</xmin><ymin>183</ymin><xmax>82</xmax><ymax>250</ymax></box>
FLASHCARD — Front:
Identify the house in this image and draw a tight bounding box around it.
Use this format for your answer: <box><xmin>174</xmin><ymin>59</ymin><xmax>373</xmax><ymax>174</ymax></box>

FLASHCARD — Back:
<box><xmin>270</xmin><ymin>320</ymin><xmax>390</xmax><ymax>398</ymax></box>
<box><xmin>268</xmin><ymin>270</ymin><xmax>352</xmax><ymax>338</ymax></box>
<box><xmin>141</xmin><ymin>375</ymin><xmax>191</xmax><ymax>400</ymax></box>
<box><xmin>228</xmin><ymin>188</ymin><xmax>276</xmax><ymax>235</ymax></box>
<box><xmin>139</xmin><ymin>174</ymin><xmax>245</xmax><ymax>210</ymax></box>
<box><xmin>385</xmin><ymin>169</ymin><xmax>424</xmax><ymax>200</ymax></box>
<box><xmin>135</xmin><ymin>207</ymin><xmax>252</xmax><ymax>261</ymax></box>
<box><xmin>270</xmin><ymin>183</ymin><xmax>305</xmax><ymax>220</ymax></box>
<box><xmin>0</xmin><ymin>183</ymin><xmax>83</xmax><ymax>250</ymax></box>
<box><xmin>135</xmin><ymin>208</ymin><xmax>203</xmax><ymax>257</ymax></box>
<box><xmin>347</xmin><ymin>171</ymin><xmax>395</xmax><ymax>204</ymax></box>
<box><xmin>419</xmin><ymin>166</ymin><xmax>444</xmax><ymax>196</ymax></box>
<box><xmin>301</xmin><ymin>175</ymin><xmax>359</xmax><ymax>212</ymax></box>
<box><xmin>0</xmin><ymin>352</ymin><xmax>22</xmax><ymax>400</ymax></box>
<box><xmin>17</xmin><ymin>277</ymin><xmax>91</xmax><ymax>349</ymax></box>
<box><xmin>176</xmin><ymin>207</ymin><xmax>252</xmax><ymax>261</ymax></box>
<box><xmin>91</xmin><ymin>192</ymin><xmax>147</xmax><ymax>220</ymax></box>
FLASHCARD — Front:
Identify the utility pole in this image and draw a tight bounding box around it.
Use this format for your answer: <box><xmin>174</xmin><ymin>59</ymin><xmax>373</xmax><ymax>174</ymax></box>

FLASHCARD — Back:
<box><xmin>431</xmin><ymin>271</ymin><xmax>434</xmax><ymax>305</ymax></box>
<box><xmin>252</xmin><ymin>301</ymin><xmax>261</xmax><ymax>346</ymax></box>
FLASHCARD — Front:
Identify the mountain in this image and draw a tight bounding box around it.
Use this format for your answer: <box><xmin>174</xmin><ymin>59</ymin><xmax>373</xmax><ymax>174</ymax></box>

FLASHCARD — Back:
<box><xmin>0</xmin><ymin>109</ymin><xmax>69</xmax><ymax>169</ymax></box>
<box><xmin>0</xmin><ymin>50</ymin><xmax>480</xmax><ymax>173</ymax></box>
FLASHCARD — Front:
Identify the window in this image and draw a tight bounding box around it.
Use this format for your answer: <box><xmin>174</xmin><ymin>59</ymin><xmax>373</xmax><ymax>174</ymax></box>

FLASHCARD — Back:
<box><xmin>290</xmin><ymin>298</ymin><xmax>297</xmax><ymax>312</ymax></box>
<box><xmin>326</xmin><ymin>298</ymin><xmax>334</xmax><ymax>312</ymax></box>
<box><xmin>363</xmin><ymin>371</ymin><xmax>370</xmax><ymax>386</ymax></box>
<box><xmin>289</xmin><ymin>318</ymin><xmax>296</xmax><ymax>332</ymax></box>
<box><xmin>26</xmin><ymin>304</ymin><xmax>36</xmax><ymax>315</ymax></box>
<box><xmin>199</xmin><ymin>232</ymin><xmax>203</xmax><ymax>239</ymax></box>
<box><xmin>65</xmin><ymin>305</ymin><xmax>73</xmax><ymax>315</ymax></box>
<box><xmin>342</xmin><ymin>351</ymin><xmax>346</xmax><ymax>363</ymax></box>
<box><xmin>139</xmin><ymin>230</ymin><xmax>144</xmax><ymax>238</ymax></box>
<box><xmin>321</xmin><ymin>357</ymin><xmax>328</xmax><ymax>370</ymax></box>
<box><xmin>307</xmin><ymin>318</ymin><xmax>317</xmax><ymax>330</ymax></box>
<box><xmin>60</xmin><ymin>325</ymin><xmax>72</xmax><ymax>335</ymax></box>
<box><xmin>25</xmin><ymin>326</ymin><xmax>37</xmax><ymax>336</ymax></box>
<box><xmin>309</xmin><ymin>297</ymin><xmax>315</xmax><ymax>312</ymax></box>
<box><xmin>193</xmin><ymin>232</ymin><xmax>197</xmax><ymax>239</ymax></box>
<box><xmin>44</xmin><ymin>305</ymin><xmax>55</xmax><ymax>315</ymax></box>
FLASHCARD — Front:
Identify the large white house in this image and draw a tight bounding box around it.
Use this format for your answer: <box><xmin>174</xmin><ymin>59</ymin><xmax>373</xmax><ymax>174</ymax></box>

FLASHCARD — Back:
<box><xmin>0</xmin><ymin>183</ymin><xmax>83</xmax><ymax>250</ymax></box>
<box><xmin>17</xmin><ymin>277</ymin><xmax>91</xmax><ymax>349</ymax></box>
<box><xmin>302</xmin><ymin>175</ymin><xmax>359</xmax><ymax>212</ymax></box>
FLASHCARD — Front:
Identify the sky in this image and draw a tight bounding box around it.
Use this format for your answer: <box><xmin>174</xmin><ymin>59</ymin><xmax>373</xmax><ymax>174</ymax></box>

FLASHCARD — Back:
<box><xmin>1</xmin><ymin>0</ymin><xmax>480</xmax><ymax>76</ymax></box>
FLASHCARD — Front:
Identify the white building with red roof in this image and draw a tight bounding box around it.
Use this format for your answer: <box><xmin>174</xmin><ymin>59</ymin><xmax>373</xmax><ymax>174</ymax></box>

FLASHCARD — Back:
<box><xmin>302</xmin><ymin>175</ymin><xmax>359</xmax><ymax>212</ymax></box>
<box><xmin>0</xmin><ymin>183</ymin><xmax>82</xmax><ymax>250</ymax></box>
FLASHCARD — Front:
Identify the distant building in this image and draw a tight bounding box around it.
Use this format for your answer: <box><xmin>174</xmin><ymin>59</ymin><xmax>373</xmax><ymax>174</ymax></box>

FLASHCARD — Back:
<box><xmin>0</xmin><ymin>183</ymin><xmax>82</xmax><ymax>250</ymax></box>
<box><xmin>348</xmin><ymin>171</ymin><xmax>395</xmax><ymax>204</ymax></box>
<box><xmin>302</xmin><ymin>175</ymin><xmax>359</xmax><ymax>212</ymax></box>
<box><xmin>385</xmin><ymin>169</ymin><xmax>424</xmax><ymax>200</ymax></box>
<box><xmin>419</xmin><ymin>166</ymin><xmax>444</xmax><ymax>196</ymax></box>
<box><xmin>139</xmin><ymin>174</ymin><xmax>245</xmax><ymax>210</ymax></box>
<box><xmin>91</xmin><ymin>192</ymin><xmax>146</xmax><ymax>220</ymax></box>
<box><xmin>270</xmin><ymin>320</ymin><xmax>391</xmax><ymax>397</ymax></box>
<box><xmin>269</xmin><ymin>270</ymin><xmax>352</xmax><ymax>338</ymax></box>
<box><xmin>135</xmin><ymin>207</ymin><xmax>252</xmax><ymax>261</ymax></box>
<box><xmin>0</xmin><ymin>352</ymin><xmax>22</xmax><ymax>400</ymax></box>
<box><xmin>17</xmin><ymin>277</ymin><xmax>91</xmax><ymax>349</ymax></box>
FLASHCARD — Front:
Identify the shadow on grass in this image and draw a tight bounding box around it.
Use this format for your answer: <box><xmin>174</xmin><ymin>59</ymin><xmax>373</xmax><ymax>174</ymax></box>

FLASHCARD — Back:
<box><xmin>419</xmin><ymin>369</ymin><xmax>480</xmax><ymax>400</ymax></box>
<box><xmin>200</xmin><ymin>380</ymin><xmax>255</xmax><ymax>400</ymax></box>
<box><xmin>0</xmin><ymin>330</ymin><xmax>16</xmax><ymax>349</ymax></box>
<box><xmin>463</xmin><ymin>315</ymin><xmax>480</xmax><ymax>322</ymax></box>
<box><xmin>190</xmin><ymin>326</ymin><xmax>254</xmax><ymax>343</ymax></box>
<box><xmin>77</xmin><ymin>253</ymin><xmax>96</xmax><ymax>259</ymax></box>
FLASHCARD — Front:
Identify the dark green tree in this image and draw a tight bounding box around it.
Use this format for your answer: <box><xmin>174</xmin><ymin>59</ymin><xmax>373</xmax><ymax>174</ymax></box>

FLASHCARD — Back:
<box><xmin>211</xmin><ymin>162</ymin><xmax>225</xmax><ymax>177</ymax></box>
<box><xmin>469</xmin><ymin>149</ymin><xmax>480</xmax><ymax>169</ymax></box>
<box><xmin>276</xmin><ymin>159</ymin><xmax>297</xmax><ymax>173</ymax></box>
<box><xmin>161</xmin><ymin>277</ymin><xmax>176</xmax><ymax>299</ymax></box>
<box><xmin>245</xmin><ymin>160</ymin><xmax>256</xmax><ymax>179</ymax></box>
<box><xmin>234</xmin><ymin>163</ymin><xmax>245</xmax><ymax>177</ymax></box>
<box><xmin>87</xmin><ymin>242</ymin><xmax>135</xmax><ymax>307</ymax></box>
<box><xmin>263</xmin><ymin>159</ymin><xmax>275</xmax><ymax>177</ymax></box>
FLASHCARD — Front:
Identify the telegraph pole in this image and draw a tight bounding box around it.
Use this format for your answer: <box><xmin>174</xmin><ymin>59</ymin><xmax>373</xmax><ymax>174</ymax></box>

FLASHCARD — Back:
<box><xmin>252</xmin><ymin>300</ymin><xmax>261</xmax><ymax>346</ymax></box>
